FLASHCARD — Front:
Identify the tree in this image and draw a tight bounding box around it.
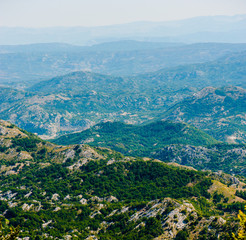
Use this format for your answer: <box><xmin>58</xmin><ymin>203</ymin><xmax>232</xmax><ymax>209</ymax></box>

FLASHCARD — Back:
<box><xmin>0</xmin><ymin>221</ymin><xmax>20</xmax><ymax>240</ymax></box>
<box><xmin>233</xmin><ymin>208</ymin><xmax>246</xmax><ymax>240</ymax></box>
<box><xmin>175</xmin><ymin>230</ymin><xmax>188</xmax><ymax>240</ymax></box>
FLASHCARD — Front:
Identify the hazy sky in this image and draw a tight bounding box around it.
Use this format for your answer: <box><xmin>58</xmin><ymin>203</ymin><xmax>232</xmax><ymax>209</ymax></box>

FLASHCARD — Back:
<box><xmin>1</xmin><ymin>0</ymin><xmax>246</xmax><ymax>27</ymax></box>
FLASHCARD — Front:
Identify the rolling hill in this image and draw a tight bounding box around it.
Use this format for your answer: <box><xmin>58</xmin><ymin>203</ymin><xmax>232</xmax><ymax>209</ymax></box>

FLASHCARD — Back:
<box><xmin>28</xmin><ymin>71</ymin><xmax>129</xmax><ymax>94</ymax></box>
<box><xmin>52</xmin><ymin>119</ymin><xmax>246</xmax><ymax>177</ymax></box>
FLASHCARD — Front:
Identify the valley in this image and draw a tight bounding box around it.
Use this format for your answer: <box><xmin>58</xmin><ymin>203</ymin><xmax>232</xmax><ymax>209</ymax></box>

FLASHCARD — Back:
<box><xmin>0</xmin><ymin>49</ymin><xmax>246</xmax><ymax>140</ymax></box>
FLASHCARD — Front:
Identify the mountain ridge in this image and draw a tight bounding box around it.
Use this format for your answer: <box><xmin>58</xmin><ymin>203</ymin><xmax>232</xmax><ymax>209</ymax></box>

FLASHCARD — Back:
<box><xmin>2</xmin><ymin>42</ymin><xmax>246</xmax><ymax>86</ymax></box>
<box><xmin>1</xmin><ymin>50</ymin><xmax>246</xmax><ymax>139</ymax></box>
<box><xmin>1</xmin><ymin>14</ymin><xmax>246</xmax><ymax>45</ymax></box>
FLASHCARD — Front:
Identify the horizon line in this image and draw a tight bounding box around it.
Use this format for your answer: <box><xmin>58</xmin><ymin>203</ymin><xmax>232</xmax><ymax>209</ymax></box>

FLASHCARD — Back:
<box><xmin>0</xmin><ymin>13</ymin><xmax>245</xmax><ymax>29</ymax></box>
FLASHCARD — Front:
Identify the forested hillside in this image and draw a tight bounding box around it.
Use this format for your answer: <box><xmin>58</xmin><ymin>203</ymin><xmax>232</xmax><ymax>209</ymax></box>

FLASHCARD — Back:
<box><xmin>52</xmin><ymin>120</ymin><xmax>218</xmax><ymax>156</ymax></box>
<box><xmin>0</xmin><ymin>120</ymin><xmax>244</xmax><ymax>239</ymax></box>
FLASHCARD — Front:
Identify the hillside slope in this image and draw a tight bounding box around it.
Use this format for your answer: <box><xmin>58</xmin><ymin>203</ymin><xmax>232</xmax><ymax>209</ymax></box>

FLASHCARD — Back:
<box><xmin>0</xmin><ymin>120</ymin><xmax>244</xmax><ymax>239</ymax></box>
<box><xmin>52</xmin><ymin>119</ymin><xmax>246</xmax><ymax>177</ymax></box>
<box><xmin>155</xmin><ymin>143</ymin><xmax>246</xmax><ymax>177</ymax></box>
<box><xmin>163</xmin><ymin>86</ymin><xmax>246</xmax><ymax>143</ymax></box>
<box><xmin>52</xmin><ymin>120</ymin><xmax>218</xmax><ymax>157</ymax></box>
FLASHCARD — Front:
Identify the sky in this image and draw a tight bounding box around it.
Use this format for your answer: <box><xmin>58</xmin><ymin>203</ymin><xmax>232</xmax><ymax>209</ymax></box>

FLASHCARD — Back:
<box><xmin>1</xmin><ymin>0</ymin><xmax>246</xmax><ymax>27</ymax></box>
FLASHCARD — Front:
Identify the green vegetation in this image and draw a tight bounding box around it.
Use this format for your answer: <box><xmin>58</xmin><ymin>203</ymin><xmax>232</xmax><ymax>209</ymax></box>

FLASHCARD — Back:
<box><xmin>11</xmin><ymin>137</ymin><xmax>39</xmax><ymax>152</ymax></box>
<box><xmin>0</xmin><ymin>151</ymin><xmax>242</xmax><ymax>239</ymax></box>
<box><xmin>52</xmin><ymin>120</ymin><xmax>218</xmax><ymax>156</ymax></box>
<box><xmin>0</xmin><ymin>220</ymin><xmax>20</xmax><ymax>240</ymax></box>
<box><xmin>175</xmin><ymin>230</ymin><xmax>188</xmax><ymax>240</ymax></box>
<box><xmin>0</xmin><ymin>119</ymin><xmax>244</xmax><ymax>239</ymax></box>
<box><xmin>0</xmin><ymin>155</ymin><xmax>214</xmax><ymax>239</ymax></box>
<box><xmin>0</xmin><ymin>120</ymin><xmax>227</xmax><ymax>239</ymax></box>
<box><xmin>0</xmin><ymin>159</ymin><xmax>212</xmax><ymax>203</ymax></box>
<box><xmin>236</xmin><ymin>190</ymin><xmax>246</xmax><ymax>200</ymax></box>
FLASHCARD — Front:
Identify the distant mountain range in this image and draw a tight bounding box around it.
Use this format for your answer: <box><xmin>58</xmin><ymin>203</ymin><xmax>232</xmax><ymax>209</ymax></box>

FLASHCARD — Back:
<box><xmin>0</xmin><ymin>48</ymin><xmax>246</xmax><ymax>139</ymax></box>
<box><xmin>1</xmin><ymin>42</ymin><xmax>246</xmax><ymax>86</ymax></box>
<box><xmin>132</xmin><ymin>50</ymin><xmax>246</xmax><ymax>90</ymax></box>
<box><xmin>1</xmin><ymin>15</ymin><xmax>246</xmax><ymax>45</ymax></box>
